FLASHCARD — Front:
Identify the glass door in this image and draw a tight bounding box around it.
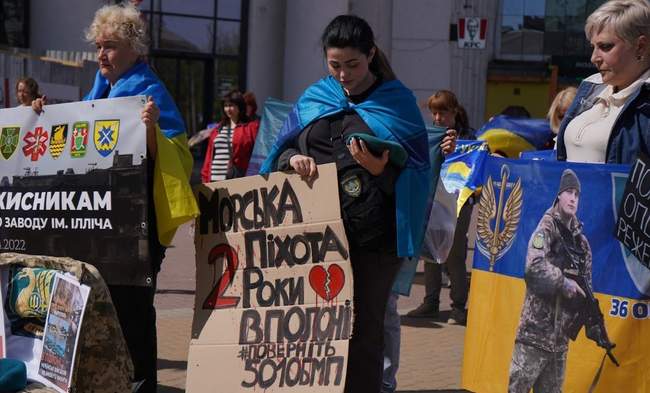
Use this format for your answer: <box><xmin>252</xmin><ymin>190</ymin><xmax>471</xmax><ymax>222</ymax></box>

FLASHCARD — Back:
<box><xmin>150</xmin><ymin>56</ymin><xmax>212</xmax><ymax>137</ymax></box>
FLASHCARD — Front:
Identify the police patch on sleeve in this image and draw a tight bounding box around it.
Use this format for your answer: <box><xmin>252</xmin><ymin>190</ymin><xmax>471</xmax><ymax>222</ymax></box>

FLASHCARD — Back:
<box><xmin>341</xmin><ymin>174</ymin><xmax>362</xmax><ymax>197</ymax></box>
<box><xmin>532</xmin><ymin>232</ymin><xmax>545</xmax><ymax>249</ymax></box>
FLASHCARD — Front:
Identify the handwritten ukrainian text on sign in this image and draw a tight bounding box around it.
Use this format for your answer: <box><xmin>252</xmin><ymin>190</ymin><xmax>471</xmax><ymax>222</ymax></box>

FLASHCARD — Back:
<box><xmin>0</xmin><ymin>97</ymin><xmax>150</xmax><ymax>286</ymax></box>
<box><xmin>616</xmin><ymin>153</ymin><xmax>650</xmax><ymax>267</ymax></box>
<box><xmin>187</xmin><ymin>164</ymin><xmax>353</xmax><ymax>392</ymax></box>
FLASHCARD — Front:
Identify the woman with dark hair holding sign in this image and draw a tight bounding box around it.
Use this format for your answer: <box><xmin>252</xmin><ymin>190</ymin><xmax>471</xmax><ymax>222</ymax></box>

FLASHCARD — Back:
<box><xmin>33</xmin><ymin>4</ymin><xmax>197</xmax><ymax>392</ymax></box>
<box><xmin>260</xmin><ymin>15</ymin><xmax>452</xmax><ymax>392</ymax></box>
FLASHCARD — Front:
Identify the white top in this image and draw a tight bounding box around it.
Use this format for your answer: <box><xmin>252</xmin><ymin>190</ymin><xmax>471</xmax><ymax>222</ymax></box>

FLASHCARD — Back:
<box><xmin>564</xmin><ymin>69</ymin><xmax>650</xmax><ymax>163</ymax></box>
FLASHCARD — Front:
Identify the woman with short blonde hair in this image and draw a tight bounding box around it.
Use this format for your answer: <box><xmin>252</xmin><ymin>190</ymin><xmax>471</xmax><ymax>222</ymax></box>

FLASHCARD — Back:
<box><xmin>547</xmin><ymin>87</ymin><xmax>577</xmax><ymax>134</ymax></box>
<box><xmin>557</xmin><ymin>0</ymin><xmax>650</xmax><ymax>163</ymax></box>
<box><xmin>585</xmin><ymin>0</ymin><xmax>650</xmax><ymax>45</ymax></box>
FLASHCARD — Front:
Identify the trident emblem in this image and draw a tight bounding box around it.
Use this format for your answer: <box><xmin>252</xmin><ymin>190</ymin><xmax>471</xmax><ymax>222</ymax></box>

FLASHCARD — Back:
<box><xmin>477</xmin><ymin>165</ymin><xmax>523</xmax><ymax>271</ymax></box>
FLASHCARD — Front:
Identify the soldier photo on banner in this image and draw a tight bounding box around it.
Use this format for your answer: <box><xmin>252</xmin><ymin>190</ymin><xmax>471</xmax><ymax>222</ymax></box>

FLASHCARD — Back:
<box><xmin>0</xmin><ymin>96</ymin><xmax>151</xmax><ymax>286</ymax></box>
<box><xmin>462</xmin><ymin>156</ymin><xmax>648</xmax><ymax>393</ymax></box>
<box><xmin>508</xmin><ymin>169</ymin><xmax>617</xmax><ymax>393</ymax></box>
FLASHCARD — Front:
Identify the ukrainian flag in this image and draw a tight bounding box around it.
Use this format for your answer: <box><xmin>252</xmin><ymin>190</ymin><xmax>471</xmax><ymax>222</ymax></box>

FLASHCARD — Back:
<box><xmin>476</xmin><ymin>115</ymin><xmax>553</xmax><ymax>158</ymax></box>
<box><xmin>439</xmin><ymin>140</ymin><xmax>488</xmax><ymax>215</ymax></box>
<box><xmin>246</xmin><ymin>98</ymin><xmax>292</xmax><ymax>176</ymax></box>
<box><xmin>85</xmin><ymin>62</ymin><xmax>199</xmax><ymax>246</ymax></box>
<box><xmin>463</xmin><ymin>156</ymin><xmax>650</xmax><ymax>393</ymax></box>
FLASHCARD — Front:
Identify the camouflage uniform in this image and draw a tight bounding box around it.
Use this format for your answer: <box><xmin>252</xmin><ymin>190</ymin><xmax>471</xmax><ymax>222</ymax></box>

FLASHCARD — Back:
<box><xmin>508</xmin><ymin>202</ymin><xmax>592</xmax><ymax>393</ymax></box>
<box><xmin>0</xmin><ymin>253</ymin><xmax>133</xmax><ymax>393</ymax></box>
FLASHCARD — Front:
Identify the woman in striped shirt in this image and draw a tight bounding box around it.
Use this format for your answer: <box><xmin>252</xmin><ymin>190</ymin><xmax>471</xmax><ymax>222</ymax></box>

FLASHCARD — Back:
<box><xmin>201</xmin><ymin>90</ymin><xmax>259</xmax><ymax>182</ymax></box>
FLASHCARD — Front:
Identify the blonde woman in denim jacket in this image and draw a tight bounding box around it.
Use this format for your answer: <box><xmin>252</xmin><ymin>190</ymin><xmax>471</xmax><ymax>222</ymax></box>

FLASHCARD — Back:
<box><xmin>556</xmin><ymin>0</ymin><xmax>650</xmax><ymax>164</ymax></box>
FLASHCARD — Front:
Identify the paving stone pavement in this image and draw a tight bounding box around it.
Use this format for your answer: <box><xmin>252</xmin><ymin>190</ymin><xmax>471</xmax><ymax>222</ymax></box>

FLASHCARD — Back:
<box><xmin>155</xmin><ymin>223</ymin><xmax>471</xmax><ymax>392</ymax></box>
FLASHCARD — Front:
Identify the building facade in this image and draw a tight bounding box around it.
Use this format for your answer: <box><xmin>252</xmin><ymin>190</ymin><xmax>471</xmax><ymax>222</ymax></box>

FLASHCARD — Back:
<box><xmin>247</xmin><ymin>0</ymin><xmax>605</xmax><ymax>128</ymax></box>
<box><xmin>3</xmin><ymin>0</ymin><xmax>605</xmax><ymax>132</ymax></box>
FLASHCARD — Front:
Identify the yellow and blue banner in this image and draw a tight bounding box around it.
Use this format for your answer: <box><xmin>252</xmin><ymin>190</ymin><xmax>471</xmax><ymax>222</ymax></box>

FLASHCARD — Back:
<box><xmin>85</xmin><ymin>61</ymin><xmax>198</xmax><ymax>247</ymax></box>
<box><xmin>419</xmin><ymin>141</ymin><xmax>487</xmax><ymax>290</ymax></box>
<box><xmin>476</xmin><ymin>115</ymin><xmax>553</xmax><ymax>158</ymax></box>
<box><xmin>519</xmin><ymin>148</ymin><xmax>557</xmax><ymax>161</ymax></box>
<box><xmin>463</xmin><ymin>155</ymin><xmax>650</xmax><ymax>393</ymax></box>
<box><xmin>439</xmin><ymin>140</ymin><xmax>488</xmax><ymax>216</ymax></box>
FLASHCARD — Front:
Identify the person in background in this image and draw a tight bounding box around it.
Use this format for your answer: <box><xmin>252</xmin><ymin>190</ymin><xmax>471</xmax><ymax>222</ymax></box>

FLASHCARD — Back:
<box><xmin>407</xmin><ymin>89</ymin><xmax>470</xmax><ymax>325</ymax></box>
<box><xmin>15</xmin><ymin>77</ymin><xmax>41</xmax><ymax>107</ymax></box>
<box><xmin>557</xmin><ymin>0</ymin><xmax>650</xmax><ymax>164</ymax></box>
<box><xmin>382</xmin><ymin>120</ymin><xmax>458</xmax><ymax>392</ymax></box>
<box><xmin>382</xmin><ymin>92</ymin><xmax>459</xmax><ymax>392</ymax></box>
<box><xmin>33</xmin><ymin>4</ymin><xmax>198</xmax><ymax>391</ymax></box>
<box><xmin>546</xmin><ymin>87</ymin><xmax>578</xmax><ymax>148</ymax></box>
<box><xmin>500</xmin><ymin>105</ymin><xmax>531</xmax><ymax>119</ymax></box>
<box><xmin>200</xmin><ymin>89</ymin><xmax>259</xmax><ymax>182</ymax></box>
<box><xmin>548</xmin><ymin>87</ymin><xmax>577</xmax><ymax>136</ymax></box>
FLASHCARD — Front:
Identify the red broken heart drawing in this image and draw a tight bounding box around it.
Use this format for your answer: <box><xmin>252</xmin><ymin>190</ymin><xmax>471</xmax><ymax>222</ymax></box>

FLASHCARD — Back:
<box><xmin>309</xmin><ymin>264</ymin><xmax>345</xmax><ymax>301</ymax></box>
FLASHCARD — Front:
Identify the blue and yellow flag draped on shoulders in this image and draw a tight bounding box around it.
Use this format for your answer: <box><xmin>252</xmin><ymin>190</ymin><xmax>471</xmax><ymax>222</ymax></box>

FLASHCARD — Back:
<box><xmin>462</xmin><ymin>155</ymin><xmax>650</xmax><ymax>393</ymax></box>
<box><xmin>260</xmin><ymin>76</ymin><xmax>431</xmax><ymax>258</ymax></box>
<box><xmin>85</xmin><ymin>62</ymin><xmax>199</xmax><ymax>246</ymax></box>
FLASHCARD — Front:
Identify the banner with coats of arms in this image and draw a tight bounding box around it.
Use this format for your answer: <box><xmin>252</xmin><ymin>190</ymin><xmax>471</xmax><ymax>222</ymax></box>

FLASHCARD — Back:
<box><xmin>462</xmin><ymin>155</ymin><xmax>650</xmax><ymax>393</ymax></box>
<box><xmin>0</xmin><ymin>96</ymin><xmax>151</xmax><ymax>286</ymax></box>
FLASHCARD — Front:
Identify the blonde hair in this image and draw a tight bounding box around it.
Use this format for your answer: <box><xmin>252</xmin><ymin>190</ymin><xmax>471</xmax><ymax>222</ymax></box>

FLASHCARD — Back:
<box><xmin>547</xmin><ymin>87</ymin><xmax>577</xmax><ymax>134</ymax></box>
<box><xmin>85</xmin><ymin>4</ymin><xmax>148</xmax><ymax>56</ymax></box>
<box><xmin>585</xmin><ymin>0</ymin><xmax>650</xmax><ymax>44</ymax></box>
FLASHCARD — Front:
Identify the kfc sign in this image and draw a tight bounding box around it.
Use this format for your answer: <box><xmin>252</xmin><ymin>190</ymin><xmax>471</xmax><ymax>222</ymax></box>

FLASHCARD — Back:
<box><xmin>458</xmin><ymin>18</ymin><xmax>487</xmax><ymax>49</ymax></box>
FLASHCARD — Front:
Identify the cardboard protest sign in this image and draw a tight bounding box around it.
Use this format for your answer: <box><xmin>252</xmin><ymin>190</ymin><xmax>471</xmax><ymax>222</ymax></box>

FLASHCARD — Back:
<box><xmin>187</xmin><ymin>163</ymin><xmax>353</xmax><ymax>392</ymax></box>
<box><xmin>616</xmin><ymin>153</ymin><xmax>650</xmax><ymax>269</ymax></box>
<box><xmin>0</xmin><ymin>97</ymin><xmax>151</xmax><ymax>286</ymax></box>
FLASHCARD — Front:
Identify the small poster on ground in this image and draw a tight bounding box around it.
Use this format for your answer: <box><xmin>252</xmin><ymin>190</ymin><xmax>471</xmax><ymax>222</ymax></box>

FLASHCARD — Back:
<box><xmin>37</xmin><ymin>274</ymin><xmax>89</xmax><ymax>393</ymax></box>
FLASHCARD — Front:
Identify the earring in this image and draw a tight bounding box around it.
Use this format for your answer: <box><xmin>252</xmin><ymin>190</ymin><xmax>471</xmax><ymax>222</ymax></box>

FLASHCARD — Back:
<box><xmin>637</xmin><ymin>55</ymin><xmax>644</xmax><ymax>61</ymax></box>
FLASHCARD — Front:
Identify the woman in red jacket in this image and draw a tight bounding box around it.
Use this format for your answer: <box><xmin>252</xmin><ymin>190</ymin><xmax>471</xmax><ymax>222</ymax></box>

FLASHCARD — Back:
<box><xmin>201</xmin><ymin>89</ymin><xmax>259</xmax><ymax>182</ymax></box>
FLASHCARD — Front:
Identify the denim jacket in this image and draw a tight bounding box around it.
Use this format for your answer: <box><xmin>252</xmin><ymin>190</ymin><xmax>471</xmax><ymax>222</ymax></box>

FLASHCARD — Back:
<box><xmin>556</xmin><ymin>72</ymin><xmax>650</xmax><ymax>164</ymax></box>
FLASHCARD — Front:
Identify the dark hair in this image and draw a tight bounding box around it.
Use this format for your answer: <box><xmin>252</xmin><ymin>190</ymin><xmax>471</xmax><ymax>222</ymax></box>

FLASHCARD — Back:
<box><xmin>500</xmin><ymin>105</ymin><xmax>531</xmax><ymax>119</ymax></box>
<box><xmin>16</xmin><ymin>77</ymin><xmax>41</xmax><ymax>101</ymax></box>
<box><xmin>321</xmin><ymin>15</ymin><xmax>396</xmax><ymax>81</ymax></box>
<box><xmin>243</xmin><ymin>91</ymin><xmax>258</xmax><ymax>118</ymax></box>
<box><xmin>222</xmin><ymin>89</ymin><xmax>248</xmax><ymax>123</ymax></box>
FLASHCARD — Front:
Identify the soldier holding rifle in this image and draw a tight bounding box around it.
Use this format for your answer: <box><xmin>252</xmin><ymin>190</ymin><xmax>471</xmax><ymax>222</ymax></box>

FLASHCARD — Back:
<box><xmin>509</xmin><ymin>169</ymin><xmax>617</xmax><ymax>393</ymax></box>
